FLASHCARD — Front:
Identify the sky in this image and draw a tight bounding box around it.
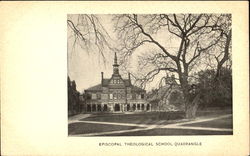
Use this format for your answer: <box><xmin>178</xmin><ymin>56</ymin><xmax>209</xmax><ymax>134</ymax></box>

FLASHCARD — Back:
<box><xmin>68</xmin><ymin>15</ymin><xmax>120</xmax><ymax>93</ymax></box>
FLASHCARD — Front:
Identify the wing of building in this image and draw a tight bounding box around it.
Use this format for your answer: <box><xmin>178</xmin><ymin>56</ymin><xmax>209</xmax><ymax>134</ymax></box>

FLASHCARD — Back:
<box><xmin>147</xmin><ymin>74</ymin><xmax>184</xmax><ymax>112</ymax></box>
<box><xmin>84</xmin><ymin>53</ymin><xmax>151</xmax><ymax>113</ymax></box>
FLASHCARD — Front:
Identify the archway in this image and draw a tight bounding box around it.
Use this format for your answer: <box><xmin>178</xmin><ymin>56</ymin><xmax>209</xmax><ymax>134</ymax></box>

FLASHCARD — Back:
<box><xmin>97</xmin><ymin>104</ymin><xmax>101</xmax><ymax>112</ymax></box>
<box><xmin>92</xmin><ymin>104</ymin><xmax>96</xmax><ymax>112</ymax></box>
<box><xmin>87</xmin><ymin>104</ymin><xmax>91</xmax><ymax>112</ymax></box>
<box><xmin>133</xmin><ymin>104</ymin><xmax>136</xmax><ymax>111</ymax></box>
<box><xmin>103</xmin><ymin>104</ymin><xmax>108</xmax><ymax>111</ymax></box>
<box><xmin>127</xmin><ymin>104</ymin><xmax>130</xmax><ymax>111</ymax></box>
<box><xmin>137</xmin><ymin>104</ymin><xmax>140</xmax><ymax>110</ymax></box>
<box><xmin>146</xmin><ymin>104</ymin><xmax>150</xmax><ymax>111</ymax></box>
<box><xmin>114</xmin><ymin>104</ymin><xmax>120</xmax><ymax>112</ymax></box>
<box><xmin>142</xmin><ymin>104</ymin><xmax>145</xmax><ymax>111</ymax></box>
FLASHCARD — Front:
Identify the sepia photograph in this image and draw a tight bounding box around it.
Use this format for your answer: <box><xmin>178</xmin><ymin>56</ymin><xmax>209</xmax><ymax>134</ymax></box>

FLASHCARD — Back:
<box><xmin>1</xmin><ymin>2</ymin><xmax>249</xmax><ymax>156</ymax></box>
<box><xmin>67</xmin><ymin>14</ymin><xmax>233</xmax><ymax>136</ymax></box>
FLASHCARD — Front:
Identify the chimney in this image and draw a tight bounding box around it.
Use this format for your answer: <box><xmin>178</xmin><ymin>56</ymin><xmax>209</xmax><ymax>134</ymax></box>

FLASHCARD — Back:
<box><xmin>128</xmin><ymin>73</ymin><xmax>131</xmax><ymax>85</ymax></box>
<box><xmin>101</xmin><ymin>72</ymin><xmax>104</xmax><ymax>84</ymax></box>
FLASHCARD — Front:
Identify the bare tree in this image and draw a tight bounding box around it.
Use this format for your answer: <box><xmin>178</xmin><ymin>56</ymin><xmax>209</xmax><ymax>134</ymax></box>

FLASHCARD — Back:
<box><xmin>113</xmin><ymin>14</ymin><xmax>231</xmax><ymax>118</ymax></box>
<box><xmin>67</xmin><ymin>14</ymin><xmax>116</xmax><ymax>64</ymax></box>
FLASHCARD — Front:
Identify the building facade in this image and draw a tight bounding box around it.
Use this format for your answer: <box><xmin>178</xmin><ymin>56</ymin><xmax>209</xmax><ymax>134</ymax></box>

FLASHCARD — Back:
<box><xmin>84</xmin><ymin>53</ymin><xmax>150</xmax><ymax>113</ymax></box>
<box><xmin>147</xmin><ymin>75</ymin><xmax>184</xmax><ymax>111</ymax></box>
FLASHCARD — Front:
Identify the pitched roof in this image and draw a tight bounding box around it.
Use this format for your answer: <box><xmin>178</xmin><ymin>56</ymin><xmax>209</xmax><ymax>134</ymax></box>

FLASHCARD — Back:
<box><xmin>131</xmin><ymin>85</ymin><xmax>145</xmax><ymax>92</ymax></box>
<box><xmin>85</xmin><ymin>78</ymin><xmax>145</xmax><ymax>92</ymax></box>
<box><xmin>102</xmin><ymin>78</ymin><xmax>131</xmax><ymax>87</ymax></box>
<box><xmin>85</xmin><ymin>84</ymin><xmax>103</xmax><ymax>91</ymax></box>
<box><xmin>102</xmin><ymin>79</ymin><xmax>109</xmax><ymax>86</ymax></box>
<box><xmin>147</xmin><ymin>84</ymin><xmax>180</xmax><ymax>102</ymax></box>
<box><xmin>123</xmin><ymin>79</ymin><xmax>131</xmax><ymax>86</ymax></box>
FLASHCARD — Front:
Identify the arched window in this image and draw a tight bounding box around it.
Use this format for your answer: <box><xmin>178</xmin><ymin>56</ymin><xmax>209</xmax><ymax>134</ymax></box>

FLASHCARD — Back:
<box><xmin>113</xmin><ymin>93</ymin><xmax>117</xmax><ymax>99</ymax></box>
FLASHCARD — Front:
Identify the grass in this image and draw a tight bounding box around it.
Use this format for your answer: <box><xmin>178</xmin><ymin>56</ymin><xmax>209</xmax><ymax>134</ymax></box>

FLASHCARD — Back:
<box><xmin>99</xmin><ymin>128</ymin><xmax>233</xmax><ymax>136</ymax></box>
<box><xmin>196</xmin><ymin>107</ymin><xmax>232</xmax><ymax>117</ymax></box>
<box><xmin>80</xmin><ymin>111</ymin><xmax>185</xmax><ymax>125</ymax></box>
<box><xmin>69</xmin><ymin>109</ymin><xmax>233</xmax><ymax>136</ymax></box>
<box><xmin>181</xmin><ymin>116</ymin><xmax>232</xmax><ymax>129</ymax></box>
<box><xmin>68</xmin><ymin>122</ymin><xmax>140</xmax><ymax>135</ymax></box>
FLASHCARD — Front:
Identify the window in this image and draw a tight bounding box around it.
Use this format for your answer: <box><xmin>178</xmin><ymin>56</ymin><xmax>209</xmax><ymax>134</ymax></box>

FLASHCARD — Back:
<box><xmin>101</xmin><ymin>94</ymin><xmax>108</xmax><ymax>99</ymax></box>
<box><xmin>137</xmin><ymin>94</ymin><xmax>141</xmax><ymax>99</ymax></box>
<box><xmin>141</xmin><ymin>94</ymin><xmax>144</xmax><ymax>99</ymax></box>
<box><xmin>118</xmin><ymin>93</ymin><xmax>122</xmax><ymax>99</ymax></box>
<box><xmin>92</xmin><ymin>94</ymin><xmax>97</xmax><ymax>99</ymax></box>
<box><xmin>79</xmin><ymin>96</ymin><xmax>84</xmax><ymax>101</ymax></box>
<box><xmin>132</xmin><ymin>94</ymin><xmax>136</xmax><ymax>99</ymax></box>
<box><xmin>97</xmin><ymin>94</ymin><xmax>101</xmax><ymax>99</ymax></box>
<box><xmin>87</xmin><ymin>94</ymin><xmax>91</xmax><ymax>100</ymax></box>
<box><xmin>113</xmin><ymin>93</ymin><xmax>117</xmax><ymax>99</ymax></box>
<box><xmin>109</xmin><ymin>94</ymin><xmax>113</xmax><ymax>99</ymax></box>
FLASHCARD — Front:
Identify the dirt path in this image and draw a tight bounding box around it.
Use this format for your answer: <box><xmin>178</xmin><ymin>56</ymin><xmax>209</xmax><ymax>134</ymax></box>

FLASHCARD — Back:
<box><xmin>69</xmin><ymin>114</ymin><xmax>232</xmax><ymax>136</ymax></box>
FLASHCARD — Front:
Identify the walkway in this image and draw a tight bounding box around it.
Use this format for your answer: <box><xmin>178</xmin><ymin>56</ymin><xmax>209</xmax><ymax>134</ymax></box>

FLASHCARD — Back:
<box><xmin>69</xmin><ymin>114</ymin><xmax>232</xmax><ymax>136</ymax></box>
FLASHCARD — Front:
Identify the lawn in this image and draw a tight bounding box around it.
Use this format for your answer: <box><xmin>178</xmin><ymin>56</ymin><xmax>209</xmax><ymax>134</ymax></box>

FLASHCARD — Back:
<box><xmin>99</xmin><ymin>128</ymin><xmax>233</xmax><ymax>136</ymax></box>
<box><xmin>181</xmin><ymin>116</ymin><xmax>233</xmax><ymax>129</ymax></box>
<box><xmin>68</xmin><ymin>122</ymin><xmax>140</xmax><ymax>135</ymax></box>
<box><xmin>196</xmin><ymin>108</ymin><xmax>232</xmax><ymax>118</ymax></box>
<box><xmin>80</xmin><ymin>111</ymin><xmax>185</xmax><ymax>125</ymax></box>
<box><xmin>69</xmin><ymin>109</ymin><xmax>233</xmax><ymax>136</ymax></box>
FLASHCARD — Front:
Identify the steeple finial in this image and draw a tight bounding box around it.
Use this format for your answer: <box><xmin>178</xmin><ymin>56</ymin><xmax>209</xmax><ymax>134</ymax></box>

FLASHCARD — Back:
<box><xmin>113</xmin><ymin>52</ymin><xmax>119</xmax><ymax>75</ymax></box>
<box><xmin>114</xmin><ymin>52</ymin><xmax>118</xmax><ymax>65</ymax></box>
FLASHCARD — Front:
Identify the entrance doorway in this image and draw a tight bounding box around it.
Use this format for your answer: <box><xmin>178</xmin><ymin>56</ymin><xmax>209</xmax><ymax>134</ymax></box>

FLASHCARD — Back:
<box><xmin>137</xmin><ymin>104</ymin><xmax>140</xmax><ymax>110</ymax></box>
<box><xmin>127</xmin><ymin>104</ymin><xmax>130</xmax><ymax>111</ymax></box>
<box><xmin>114</xmin><ymin>104</ymin><xmax>120</xmax><ymax>112</ymax></box>
<box><xmin>146</xmin><ymin>104</ymin><xmax>150</xmax><ymax>111</ymax></box>
<box><xmin>97</xmin><ymin>104</ymin><xmax>101</xmax><ymax>112</ymax></box>
<box><xmin>133</xmin><ymin>104</ymin><xmax>136</xmax><ymax>111</ymax></box>
<box><xmin>103</xmin><ymin>104</ymin><xmax>108</xmax><ymax>111</ymax></box>
<box><xmin>92</xmin><ymin>104</ymin><xmax>97</xmax><ymax>112</ymax></box>
<box><xmin>87</xmin><ymin>104</ymin><xmax>91</xmax><ymax>112</ymax></box>
<box><xmin>142</xmin><ymin>104</ymin><xmax>145</xmax><ymax>110</ymax></box>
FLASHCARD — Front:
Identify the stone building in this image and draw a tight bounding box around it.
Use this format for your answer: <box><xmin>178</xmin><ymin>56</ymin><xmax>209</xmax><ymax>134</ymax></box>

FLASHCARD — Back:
<box><xmin>147</xmin><ymin>75</ymin><xmax>184</xmax><ymax>111</ymax></box>
<box><xmin>68</xmin><ymin>76</ymin><xmax>81</xmax><ymax>116</ymax></box>
<box><xmin>84</xmin><ymin>53</ymin><xmax>150</xmax><ymax>113</ymax></box>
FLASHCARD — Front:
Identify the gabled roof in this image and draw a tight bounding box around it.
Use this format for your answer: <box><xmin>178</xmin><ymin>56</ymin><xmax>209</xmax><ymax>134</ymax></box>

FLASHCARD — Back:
<box><xmin>85</xmin><ymin>84</ymin><xmax>103</xmax><ymax>91</ymax></box>
<box><xmin>102</xmin><ymin>78</ymin><xmax>131</xmax><ymax>87</ymax></box>
<box><xmin>123</xmin><ymin>79</ymin><xmax>131</xmax><ymax>86</ymax></box>
<box><xmin>147</xmin><ymin>84</ymin><xmax>180</xmax><ymax>102</ymax></box>
<box><xmin>85</xmin><ymin>77</ymin><xmax>146</xmax><ymax>92</ymax></box>
<box><xmin>102</xmin><ymin>79</ymin><xmax>110</xmax><ymax>86</ymax></box>
<box><xmin>131</xmin><ymin>85</ymin><xmax>145</xmax><ymax>92</ymax></box>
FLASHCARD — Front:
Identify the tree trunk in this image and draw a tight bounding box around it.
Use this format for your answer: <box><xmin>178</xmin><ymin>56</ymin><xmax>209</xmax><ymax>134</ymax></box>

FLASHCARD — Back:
<box><xmin>185</xmin><ymin>93</ymin><xmax>201</xmax><ymax>119</ymax></box>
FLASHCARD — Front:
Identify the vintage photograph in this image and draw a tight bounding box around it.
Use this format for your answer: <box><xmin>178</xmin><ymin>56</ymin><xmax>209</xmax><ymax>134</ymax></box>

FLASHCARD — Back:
<box><xmin>67</xmin><ymin>14</ymin><xmax>232</xmax><ymax>136</ymax></box>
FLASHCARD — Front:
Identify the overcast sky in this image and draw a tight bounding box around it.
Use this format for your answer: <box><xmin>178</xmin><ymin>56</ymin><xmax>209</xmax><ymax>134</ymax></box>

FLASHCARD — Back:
<box><xmin>68</xmin><ymin>15</ymin><xmax>119</xmax><ymax>93</ymax></box>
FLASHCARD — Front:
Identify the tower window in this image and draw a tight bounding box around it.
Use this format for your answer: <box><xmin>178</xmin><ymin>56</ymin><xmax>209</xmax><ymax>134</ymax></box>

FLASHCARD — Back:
<box><xmin>109</xmin><ymin>94</ymin><xmax>113</xmax><ymax>99</ymax></box>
